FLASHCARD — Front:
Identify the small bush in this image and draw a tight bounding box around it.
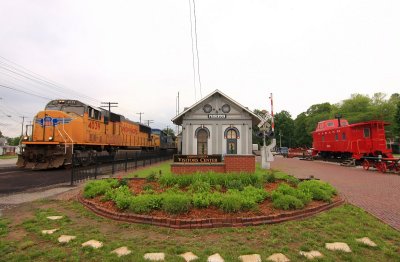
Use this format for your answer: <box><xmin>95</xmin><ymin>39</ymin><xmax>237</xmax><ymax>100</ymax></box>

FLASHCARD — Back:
<box><xmin>219</xmin><ymin>194</ymin><xmax>242</xmax><ymax>212</ymax></box>
<box><xmin>118</xmin><ymin>178</ymin><xmax>129</xmax><ymax>187</ymax></box>
<box><xmin>213</xmin><ymin>184</ymin><xmax>222</xmax><ymax>192</ymax></box>
<box><xmin>189</xmin><ymin>180</ymin><xmax>211</xmax><ymax>193</ymax></box>
<box><xmin>142</xmin><ymin>184</ymin><xmax>154</xmax><ymax>191</ymax></box>
<box><xmin>83</xmin><ymin>179</ymin><xmax>119</xmax><ymax>198</ymax></box>
<box><xmin>272</xmin><ymin>184</ymin><xmax>312</xmax><ymax>205</ymax></box>
<box><xmin>241</xmin><ymin>186</ymin><xmax>269</xmax><ymax>203</ymax></box>
<box><xmin>226</xmin><ymin>179</ymin><xmax>244</xmax><ymax>191</ymax></box>
<box><xmin>192</xmin><ymin>192</ymin><xmax>212</xmax><ymax>208</ymax></box>
<box><xmin>129</xmin><ymin>194</ymin><xmax>162</xmax><ymax>214</ymax></box>
<box><xmin>263</xmin><ymin>173</ymin><xmax>276</xmax><ymax>183</ymax></box>
<box><xmin>112</xmin><ymin>186</ymin><xmax>134</xmax><ymax>210</ymax></box>
<box><xmin>146</xmin><ymin>172</ymin><xmax>158</xmax><ymax>182</ymax></box>
<box><xmin>162</xmin><ymin>194</ymin><xmax>191</xmax><ymax>214</ymax></box>
<box><xmin>272</xmin><ymin>194</ymin><xmax>304</xmax><ymax>210</ymax></box>
<box><xmin>298</xmin><ymin>180</ymin><xmax>337</xmax><ymax>202</ymax></box>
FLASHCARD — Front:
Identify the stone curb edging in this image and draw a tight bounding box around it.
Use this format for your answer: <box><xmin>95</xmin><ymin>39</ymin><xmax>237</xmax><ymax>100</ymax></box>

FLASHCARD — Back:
<box><xmin>78</xmin><ymin>195</ymin><xmax>344</xmax><ymax>229</ymax></box>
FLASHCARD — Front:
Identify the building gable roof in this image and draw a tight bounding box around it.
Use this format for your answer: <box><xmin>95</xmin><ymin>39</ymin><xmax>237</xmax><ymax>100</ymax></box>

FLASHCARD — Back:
<box><xmin>171</xmin><ymin>89</ymin><xmax>262</xmax><ymax>125</ymax></box>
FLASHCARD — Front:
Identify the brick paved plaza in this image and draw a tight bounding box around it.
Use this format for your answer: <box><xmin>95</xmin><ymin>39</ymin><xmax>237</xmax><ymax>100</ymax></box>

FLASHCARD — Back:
<box><xmin>270</xmin><ymin>156</ymin><xmax>400</xmax><ymax>230</ymax></box>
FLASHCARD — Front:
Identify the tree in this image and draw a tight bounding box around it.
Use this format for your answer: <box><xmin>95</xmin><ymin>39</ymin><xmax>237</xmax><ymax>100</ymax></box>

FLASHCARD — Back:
<box><xmin>162</xmin><ymin>127</ymin><xmax>175</xmax><ymax>136</ymax></box>
<box><xmin>0</xmin><ymin>130</ymin><xmax>3</xmax><ymax>138</ymax></box>
<box><xmin>6</xmin><ymin>137</ymin><xmax>20</xmax><ymax>146</ymax></box>
<box><xmin>274</xmin><ymin>111</ymin><xmax>294</xmax><ymax>147</ymax></box>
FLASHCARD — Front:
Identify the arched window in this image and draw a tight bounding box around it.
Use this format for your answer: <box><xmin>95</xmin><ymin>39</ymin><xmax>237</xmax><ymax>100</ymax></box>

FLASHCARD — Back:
<box><xmin>225</xmin><ymin>128</ymin><xmax>238</xmax><ymax>154</ymax></box>
<box><xmin>196</xmin><ymin>128</ymin><xmax>208</xmax><ymax>155</ymax></box>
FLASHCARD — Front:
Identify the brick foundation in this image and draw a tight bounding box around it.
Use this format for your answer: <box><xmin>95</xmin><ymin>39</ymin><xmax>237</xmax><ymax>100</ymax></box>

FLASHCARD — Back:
<box><xmin>171</xmin><ymin>155</ymin><xmax>256</xmax><ymax>174</ymax></box>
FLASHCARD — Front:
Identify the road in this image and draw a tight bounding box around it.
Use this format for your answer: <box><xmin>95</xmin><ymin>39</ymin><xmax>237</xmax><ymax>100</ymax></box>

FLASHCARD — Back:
<box><xmin>271</xmin><ymin>156</ymin><xmax>400</xmax><ymax>230</ymax></box>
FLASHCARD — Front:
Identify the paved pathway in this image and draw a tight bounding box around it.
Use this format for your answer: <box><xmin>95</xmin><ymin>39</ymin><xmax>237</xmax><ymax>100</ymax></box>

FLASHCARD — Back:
<box><xmin>271</xmin><ymin>156</ymin><xmax>400</xmax><ymax>230</ymax></box>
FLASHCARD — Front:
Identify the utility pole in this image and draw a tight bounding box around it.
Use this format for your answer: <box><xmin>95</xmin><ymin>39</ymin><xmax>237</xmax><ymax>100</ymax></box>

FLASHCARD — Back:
<box><xmin>144</xmin><ymin>120</ymin><xmax>154</xmax><ymax>126</ymax></box>
<box><xmin>176</xmin><ymin>91</ymin><xmax>180</xmax><ymax>135</ymax></box>
<box><xmin>136</xmin><ymin>112</ymin><xmax>144</xmax><ymax>124</ymax></box>
<box><xmin>279</xmin><ymin>130</ymin><xmax>282</xmax><ymax>148</ymax></box>
<box><xmin>100</xmin><ymin>102</ymin><xmax>118</xmax><ymax>113</ymax></box>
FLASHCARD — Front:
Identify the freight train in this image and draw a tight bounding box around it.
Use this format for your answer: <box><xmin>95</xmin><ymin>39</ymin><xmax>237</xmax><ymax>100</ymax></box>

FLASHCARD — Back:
<box><xmin>17</xmin><ymin>99</ymin><xmax>173</xmax><ymax>169</ymax></box>
<box><xmin>312</xmin><ymin>118</ymin><xmax>393</xmax><ymax>160</ymax></box>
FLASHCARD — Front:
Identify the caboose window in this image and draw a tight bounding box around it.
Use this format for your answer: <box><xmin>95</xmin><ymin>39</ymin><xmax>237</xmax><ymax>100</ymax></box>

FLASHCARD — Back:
<box><xmin>335</xmin><ymin>134</ymin><xmax>338</xmax><ymax>141</ymax></box>
<box><xmin>322</xmin><ymin>135</ymin><xmax>325</xmax><ymax>142</ymax></box>
<box><xmin>342</xmin><ymin>133</ymin><xmax>346</xmax><ymax>140</ymax></box>
<box><xmin>363</xmin><ymin>128</ymin><xmax>370</xmax><ymax>138</ymax></box>
<box><xmin>327</xmin><ymin>122</ymin><xmax>334</xmax><ymax>127</ymax></box>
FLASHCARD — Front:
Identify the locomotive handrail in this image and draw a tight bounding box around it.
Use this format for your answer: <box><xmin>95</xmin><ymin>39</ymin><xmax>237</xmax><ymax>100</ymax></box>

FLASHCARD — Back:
<box><xmin>62</xmin><ymin>118</ymin><xmax>74</xmax><ymax>154</ymax></box>
<box><xmin>56</xmin><ymin>127</ymin><xmax>68</xmax><ymax>154</ymax></box>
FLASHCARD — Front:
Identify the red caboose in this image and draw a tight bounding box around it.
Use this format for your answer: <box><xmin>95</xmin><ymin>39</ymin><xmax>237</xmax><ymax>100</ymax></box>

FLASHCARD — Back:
<box><xmin>312</xmin><ymin>119</ymin><xmax>393</xmax><ymax>159</ymax></box>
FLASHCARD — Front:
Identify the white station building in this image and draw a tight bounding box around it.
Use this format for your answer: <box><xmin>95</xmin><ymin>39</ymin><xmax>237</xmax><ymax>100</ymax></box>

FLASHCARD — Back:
<box><xmin>172</xmin><ymin>89</ymin><xmax>261</xmax><ymax>155</ymax></box>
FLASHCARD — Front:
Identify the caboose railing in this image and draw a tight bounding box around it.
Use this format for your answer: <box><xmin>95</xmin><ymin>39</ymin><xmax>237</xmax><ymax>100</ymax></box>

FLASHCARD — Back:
<box><xmin>62</xmin><ymin>118</ymin><xmax>74</xmax><ymax>154</ymax></box>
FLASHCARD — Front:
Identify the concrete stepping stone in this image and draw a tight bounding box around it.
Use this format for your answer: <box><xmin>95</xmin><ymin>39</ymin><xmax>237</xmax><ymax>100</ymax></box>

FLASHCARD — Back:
<box><xmin>239</xmin><ymin>254</ymin><xmax>262</xmax><ymax>262</ymax></box>
<box><xmin>325</xmin><ymin>242</ymin><xmax>351</xmax><ymax>253</ymax></box>
<box><xmin>82</xmin><ymin>240</ymin><xmax>103</xmax><ymax>249</ymax></box>
<box><xmin>41</xmin><ymin>228</ymin><xmax>58</xmax><ymax>235</ymax></box>
<box><xmin>207</xmin><ymin>253</ymin><xmax>224</xmax><ymax>262</ymax></box>
<box><xmin>58</xmin><ymin>235</ymin><xmax>76</xmax><ymax>243</ymax></box>
<box><xmin>144</xmin><ymin>252</ymin><xmax>165</xmax><ymax>261</ymax></box>
<box><xmin>47</xmin><ymin>216</ymin><xmax>63</xmax><ymax>220</ymax></box>
<box><xmin>111</xmin><ymin>246</ymin><xmax>131</xmax><ymax>257</ymax></box>
<box><xmin>299</xmin><ymin>250</ymin><xmax>323</xmax><ymax>260</ymax></box>
<box><xmin>180</xmin><ymin>252</ymin><xmax>199</xmax><ymax>261</ymax></box>
<box><xmin>267</xmin><ymin>253</ymin><xmax>290</xmax><ymax>262</ymax></box>
<box><xmin>356</xmin><ymin>237</ymin><xmax>377</xmax><ymax>247</ymax></box>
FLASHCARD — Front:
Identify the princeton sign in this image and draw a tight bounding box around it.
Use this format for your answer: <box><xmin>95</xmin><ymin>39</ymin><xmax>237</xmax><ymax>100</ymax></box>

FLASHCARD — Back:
<box><xmin>174</xmin><ymin>154</ymin><xmax>223</xmax><ymax>163</ymax></box>
<box><xmin>208</xmin><ymin>114</ymin><xmax>226</xmax><ymax>119</ymax></box>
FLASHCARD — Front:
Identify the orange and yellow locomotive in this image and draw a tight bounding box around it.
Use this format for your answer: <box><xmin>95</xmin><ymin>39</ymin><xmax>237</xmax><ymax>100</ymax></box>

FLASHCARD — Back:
<box><xmin>18</xmin><ymin>99</ymin><xmax>160</xmax><ymax>169</ymax></box>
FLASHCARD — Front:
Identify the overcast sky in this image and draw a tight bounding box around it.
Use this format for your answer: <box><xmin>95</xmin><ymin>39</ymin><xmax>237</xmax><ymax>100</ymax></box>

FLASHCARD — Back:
<box><xmin>0</xmin><ymin>0</ymin><xmax>399</xmax><ymax>137</ymax></box>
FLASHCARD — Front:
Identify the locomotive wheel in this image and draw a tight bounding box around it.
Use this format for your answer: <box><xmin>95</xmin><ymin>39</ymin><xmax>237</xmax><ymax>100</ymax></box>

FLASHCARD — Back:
<box><xmin>379</xmin><ymin>162</ymin><xmax>387</xmax><ymax>173</ymax></box>
<box><xmin>376</xmin><ymin>162</ymin><xmax>387</xmax><ymax>173</ymax></box>
<box><xmin>362</xmin><ymin>160</ymin><xmax>370</xmax><ymax>171</ymax></box>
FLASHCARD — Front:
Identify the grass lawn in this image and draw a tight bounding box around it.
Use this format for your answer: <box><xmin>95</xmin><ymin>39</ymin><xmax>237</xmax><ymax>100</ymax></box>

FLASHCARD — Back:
<box><xmin>1</xmin><ymin>163</ymin><xmax>399</xmax><ymax>261</ymax></box>
<box><xmin>0</xmin><ymin>155</ymin><xmax>17</xmax><ymax>160</ymax></box>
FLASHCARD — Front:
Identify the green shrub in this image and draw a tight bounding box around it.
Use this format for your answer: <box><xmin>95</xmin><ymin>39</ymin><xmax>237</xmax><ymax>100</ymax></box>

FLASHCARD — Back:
<box><xmin>241</xmin><ymin>186</ymin><xmax>269</xmax><ymax>203</ymax></box>
<box><xmin>192</xmin><ymin>192</ymin><xmax>212</xmax><ymax>208</ymax></box>
<box><xmin>142</xmin><ymin>184</ymin><xmax>154</xmax><ymax>191</ymax></box>
<box><xmin>83</xmin><ymin>179</ymin><xmax>119</xmax><ymax>198</ymax></box>
<box><xmin>272</xmin><ymin>184</ymin><xmax>312</xmax><ymax>205</ymax></box>
<box><xmin>162</xmin><ymin>193</ymin><xmax>191</xmax><ymax>214</ymax></box>
<box><xmin>112</xmin><ymin>186</ymin><xmax>134</xmax><ymax>210</ymax></box>
<box><xmin>146</xmin><ymin>172</ymin><xmax>158</xmax><ymax>182</ymax></box>
<box><xmin>118</xmin><ymin>178</ymin><xmax>129</xmax><ymax>187</ymax></box>
<box><xmin>129</xmin><ymin>194</ymin><xmax>162</xmax><ymax>214</ymax></box>
<box><xmin>263</xmin><ymin>173</ymin><xmax>276</xmax><ymax>183</ymax></box>
<box><xmin>274</xmin><ymin>172</ymin><xmax>300</xmax><ymax>185</ymax></box>
<box><xmin>298</xmin><ymin>180</ymin><xmax>337</xmax><ymax>202</ymax></box>
<box><xmin>272</xmin><ymin>194</ymin><xmax>304</xmax><ymax>210</ymax></box>
<box><xmin>213</xmin><ymin>184</ymin><xmax>222</xmax><ymax>192</ymax></box>
<box><xmin>219</xmin><ymin>194</ymin><xmax>242</xmax><ymax>212</ymax></box>
<box><xmin>189</xmin><ymin>180</ymin><xmax>211</xmax><ymax>193</ymax></box>
<box><xmin>226</xmin><ymin>179</ymin><xmax>244</xmax><ymax>190</ymax></box>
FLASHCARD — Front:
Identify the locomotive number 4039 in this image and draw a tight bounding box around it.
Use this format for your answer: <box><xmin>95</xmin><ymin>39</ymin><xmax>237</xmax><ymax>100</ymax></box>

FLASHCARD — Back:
<box><xmin>88</xmin><ymin>121</ymin><xmax>101</xmax><ymax>130</ymax></box>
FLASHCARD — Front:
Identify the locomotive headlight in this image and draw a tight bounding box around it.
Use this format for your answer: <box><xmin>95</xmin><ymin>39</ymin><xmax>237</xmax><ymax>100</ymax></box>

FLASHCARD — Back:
<box><xmin>48</xmin><ymin>136</ymin><xmax>54</xmax><ymax>141</ymax></box>
<box><xmin>23</xmin><ymin>136</ymin><xmax>29</xmax><ymax>141</ymax></box>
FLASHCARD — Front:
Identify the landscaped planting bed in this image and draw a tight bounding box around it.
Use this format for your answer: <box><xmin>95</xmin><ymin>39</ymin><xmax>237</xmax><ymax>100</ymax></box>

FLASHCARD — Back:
<box><xmin>80</xmin><ymin>170</ymin><xmax>343</xmax><ymax>228</ymax></box>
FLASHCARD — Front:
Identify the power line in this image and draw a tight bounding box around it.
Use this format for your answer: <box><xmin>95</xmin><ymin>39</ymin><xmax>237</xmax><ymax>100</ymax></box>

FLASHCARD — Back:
<box><xmin>136</xmin><ymin>112</ymin><xmax>144</xmax><ymax>124</ymax></box>
<box><xmin>0</xmin><ymin>84</ymin><xmax>51</xmax><ymax>100</ymax></box>
<box><xmin>100</xmin><ymin>102</ymin><xmax>118</xmax><ymax>113</ymax></box>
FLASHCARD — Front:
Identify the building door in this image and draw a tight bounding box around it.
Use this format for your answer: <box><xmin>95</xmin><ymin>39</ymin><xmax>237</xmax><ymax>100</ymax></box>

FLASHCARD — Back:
<box><xmin>197</xmin><ymin>129</ymin><xmax>208</xmax><ymax>155</ymax></box>
<box><xmin>226</xmin><ymin>129</ymin><xmax>237</xmax><ymax>154</ymax></box>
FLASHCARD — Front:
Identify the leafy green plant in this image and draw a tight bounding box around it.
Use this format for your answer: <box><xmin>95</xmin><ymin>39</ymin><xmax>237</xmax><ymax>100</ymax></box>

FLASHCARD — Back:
<box><xmin>129</xmin><ymin>194</ymin><xmax>162</xmax><ymax>214</ymax></box>
<box><xmin>142</xmin><ymin>184</ymin><xmax>154</xmax><ymax>191</ymax></box>
<box><xmin>189</xmin><ymin>180</ymin><xmax>211</xmax><ymax>193</ymax></box>
<box><xmin>112</xmin><ymin>186</ymin><xmax>134</xmax><ymax>210</ymax></box>
<box><xmin>226</xmin><ymin>179</ymin><xmax>244</xmax><ymax>190</ymax></box>
<box><xmin>118</xmin><ymin>177</ymin><xmax>129</xmax><ymax>187</ymax></box>
<box><xmin>83</xmin><ymin>179</ymin><xmax>119</xmax><ymax>198</ymax></box>
<box><xmin>162</xmin><ymin>193</ymin><xmax>191</xmax><ymax>214</ymax></box>
<box><xmin>192</xmin><ymin>192</ymin><xmax>212</xmax><ymax>208</ymax></box>
<box><xmin>146</xmin><ymin>172</ymin><xmax>158</xmax><ymax>182</ymax></box>
<box><xmin>220</xmin><ymin>194</ymin><xmax>242</xmax><ymax>212</ymax></box>
<box><xmin>263</xmin><ymin>173</ymin><xmax>276</xmax><ymax>183</ymax></box>
<box><xmin>298</xmin><ymin>180</ymin><xmax>337</xmax><ymax>202</ymax></box>
<box><xmin>272</xmin><ymin>194</ymin><xmax>305</xmax><ymax>210</ymax></box>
